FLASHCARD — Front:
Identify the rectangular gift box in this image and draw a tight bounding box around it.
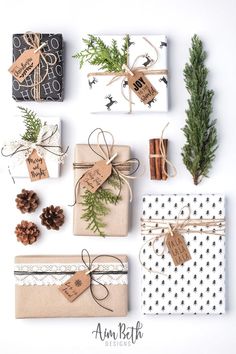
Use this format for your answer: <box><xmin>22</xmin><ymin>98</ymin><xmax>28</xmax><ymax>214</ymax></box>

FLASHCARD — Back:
<box><xmin>8</xmin><ymin>117</ymin><xmax>62</xmax><ymax>179</ymax></box>
<box><xmin>141</xmin><ymin>194</ymin><xmax>225</xmax><ymax>315</ymax></box>
<box><xmin>85</xmin><ymin>35</ymin><xmax>168</xmax><ymax>113</ymax></box>
<box><xmin>12</xmin><ymin>33</ymin><xmax>64</xmax><ymax>101</ymax></box>
<box><xmin>15</xmin><ymin>255</ymin><xmax>128</xmax><ymax>318</ymax></box>
<box><xmin>73</xmin><ymin>144</ymin><xmax>130</xmax><ymax>236</ymax></box>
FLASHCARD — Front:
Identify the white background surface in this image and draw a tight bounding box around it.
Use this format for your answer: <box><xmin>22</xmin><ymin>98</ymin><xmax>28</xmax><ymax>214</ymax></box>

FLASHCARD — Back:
<box><xmin>0</xmin><ymin>0</ymin><xmax>235</xmax><ymax>353</ymax></box>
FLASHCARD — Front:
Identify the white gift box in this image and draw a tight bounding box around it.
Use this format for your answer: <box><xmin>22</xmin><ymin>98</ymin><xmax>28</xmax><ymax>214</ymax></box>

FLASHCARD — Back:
<box><xmin>85</xmin><ymin>35</ymin><xmax>168</xmax><ymax>113</ymax></box>
<box><xmin>2</xmin><ymin>117</ymin><xmax>62</xmax><ymax>179</ymax></box>
<box><xmin>141</xmin><ymin>194</ymin><xmax>225</xmax><ymax>315</ymax></box>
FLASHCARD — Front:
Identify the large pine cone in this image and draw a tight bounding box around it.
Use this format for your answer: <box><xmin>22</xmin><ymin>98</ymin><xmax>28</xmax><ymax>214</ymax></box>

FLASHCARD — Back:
<box><xmin>15</xmin><ymin>221</ymin><xmax>40</xmax><ymax>245</ymax></box>
<box><xmin>40</xmin><ymin>205</ymin><xmax>65</xmax><ymax>230</ymax></box>
<box><xmin>15</xmin><ymin>189</ymin><xmax>39</xmax><ymax>213</ymax></box>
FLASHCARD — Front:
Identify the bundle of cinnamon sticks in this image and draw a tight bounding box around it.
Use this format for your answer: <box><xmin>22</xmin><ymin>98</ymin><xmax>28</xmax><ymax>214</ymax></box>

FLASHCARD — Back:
<box><xmin>149</xmin><ymin>138</ymin><xmax>168</xmax><ymax>180</ymax></box>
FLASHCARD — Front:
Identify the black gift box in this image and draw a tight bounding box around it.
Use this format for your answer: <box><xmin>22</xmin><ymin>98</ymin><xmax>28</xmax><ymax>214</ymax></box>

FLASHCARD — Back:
<box><xmin>12</xmin><ymin>33</ymin><xmax>64</xmax><ymax>101</ymax></box>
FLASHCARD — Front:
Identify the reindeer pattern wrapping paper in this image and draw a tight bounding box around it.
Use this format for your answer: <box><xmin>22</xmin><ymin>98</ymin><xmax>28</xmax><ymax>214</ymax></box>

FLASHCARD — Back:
<box><xmin>86</xmin><ymin>35</ymin><xmax>168</xmax><ymax>113</ymax></box>
<box><xmin>141</xmin><ymin>194</ymin><xmax>225</xmax><ymax>315</ymax></box>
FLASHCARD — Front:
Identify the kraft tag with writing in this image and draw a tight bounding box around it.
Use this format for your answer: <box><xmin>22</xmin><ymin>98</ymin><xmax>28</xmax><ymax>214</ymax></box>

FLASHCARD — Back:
<box><xmin>26</xmin><ymin>149</ymin><xmax>49</xmax><ymax>182</ymax></box>
<box><xmin>80</xmin><ymin>160</ymin><xmax>112</xmax><ymax>193</ymax></box>
<box><xmin>166</xmin><ymin>231</ymin><xmax>192</xmax><ymax>266</ymax></box>
<box><xmin>59</xmin><ymin>270</ymin><xmax>90</xmax><ymax>302</ymax></box>
<box><xmin>8</xmin><ymin>49</ymin><xmax>40</xmax><ymax>83</ymax></box>
<box><xmin>128</xmin><ymin>72</ymin><xmax>158</xmax><ymax>105</ymax></box>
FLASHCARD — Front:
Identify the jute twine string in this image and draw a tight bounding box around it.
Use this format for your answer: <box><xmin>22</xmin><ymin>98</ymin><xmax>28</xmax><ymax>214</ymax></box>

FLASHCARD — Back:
<box><xmin>139</xmin><ymin>205</ymin><xmax>225</xmax><ymax>275</ymax></box>
<box><xmin>72</xmin><ymin>128</ymin><xmax>140</xmax><ymax>206</ymax></box>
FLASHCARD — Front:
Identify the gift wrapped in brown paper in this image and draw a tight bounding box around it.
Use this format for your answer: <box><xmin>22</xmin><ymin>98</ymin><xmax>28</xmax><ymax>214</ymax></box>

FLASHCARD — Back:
<box><xmin>15</xmin><ymin>251</ymin><xmax>128</xmax><ymax>318</ymax></box>
<box><xmin>73</xmin><ymin>128</ymin><xmax>140</xmax><ymax>237</ymax></box>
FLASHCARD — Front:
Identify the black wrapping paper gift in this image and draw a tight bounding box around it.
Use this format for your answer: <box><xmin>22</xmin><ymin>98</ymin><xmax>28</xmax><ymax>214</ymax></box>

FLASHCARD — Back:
<box><xmin>12</xmin><ymin>33</ymin><xmax>64</xmax><ymax>101</ymax></box>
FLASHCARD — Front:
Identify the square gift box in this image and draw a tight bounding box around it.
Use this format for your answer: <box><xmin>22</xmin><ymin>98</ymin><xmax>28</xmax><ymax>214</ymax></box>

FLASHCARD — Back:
<box><xmin>11</xmin><ymin>33</ymin><xmax>64</xmax><ymax>101</ymax></box>
<box><xmin>140</xmin><ymin>194</ymin><xmax>225</xmax><ymax>315</ymax></box>
<box><xmin>2</xmin><ymin>117</ymin><xmax>62</xmax><ymax>179</ymax></box>
<box><xmin>15</xmin><ymin>254</ymin><xmax>128</xmax><ymax>318</ymax></box>
<box><xmin>73</xmin><ymin>144</ymin><xmax>131</xmax><ymax>236</ymax></box>
<box><xmin>83</xmin><ymin>35</ymin><xmax>168</xmax><ymax>113</ymax></box>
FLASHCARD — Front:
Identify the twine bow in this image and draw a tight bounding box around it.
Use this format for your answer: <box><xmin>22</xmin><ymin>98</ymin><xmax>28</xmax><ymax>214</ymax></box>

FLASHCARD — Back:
<box><xmin>1</xmin><ymin>124</ymin><xmax>69</xmax><ymax>165</ymax></box>
<box><xmin>88</xmin><ymin>36</ymin><xmax>168</xmax><ymax>113</ymax></box>
<box><xmin>20</xmin><ymin>32</ymin><xmax>57</xmax><ymax>101</ymax></box>
<box><xmin>81</xmin><ymin>249</ymin><xmax>125</xmax><ymax>312</ymax></box>
<box><xmin>72</xmin><ymin>128</ymin><xmax>140</xmax><ymax>205</ymax></box>
<box><xmin>149</xmin><ymin>122</ymin><xmax>177</xmax><ymax>178</ymax></box>
<box><xmin>140</xmin><ymin>205</ymin><xmax>225</xmax><ymax>275</ymax></box>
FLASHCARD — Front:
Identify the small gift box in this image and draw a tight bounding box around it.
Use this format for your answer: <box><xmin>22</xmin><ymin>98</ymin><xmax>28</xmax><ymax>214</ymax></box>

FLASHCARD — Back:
<box><xmin>15</xmin><ymin>252</ymin><xmax>128</xmax><ymax>318</ymax></box>
<box><xmin>140</xmin><ymin>194</ymin><xmax>225</xmax><ymax>315</ymax></box>
<box><xmin>75</xmin><ymin>35</ymin><xmax>168</xmax><ymax>113</ymax></box>
<box><xmin>1</xmin><ymin>108</ymin><xmax>68</xmax><ymax>181</ymax></box>
<box><xmin>73</xmin><ymin>128</ymin><xmax>139</xmax><ymax>237</ymax></box>
<box><xmin>10</xmin><ymin>32</ymin><xmax>64</xmax><ymax>101</ymax></box>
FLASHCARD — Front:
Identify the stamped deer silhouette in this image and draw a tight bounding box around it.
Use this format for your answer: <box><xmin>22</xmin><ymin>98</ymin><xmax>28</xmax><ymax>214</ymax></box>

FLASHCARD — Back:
<box><xmin>127</xmin><ymin>38</ymin><xmax>135</xmax><ymax>47</ymax></box>
<box><xmin>105</xmin><ymin>95</ymin><xmax>117</xmax><ymax>111</ymax></box>
<box><xmin>88</xmin><ymin>77</ymin><xmax>97</xmax><ymax>89</ymax></box>
<box><xmin>160</xmin><ymin>41</ymin><xmax>167</xmax><ymax>48</ymax></box>
<box><xmin>142</xmin><ymin>54</ymin><xmax>154</xmax><ymax>67</ymax></box>
<box><xmin>159</xmin><ymin>76</ymin><xmax>168</xmax><ymax>85</ymax></box>
<box><xmin>122</xmin><ymin>79</ymin><xmax>128</xmax><ymax>88</ymax></box>
<box><xmin>147</xmin><ymin>97</ymin><xmax>156</xmax><ymax>108</ymax></box>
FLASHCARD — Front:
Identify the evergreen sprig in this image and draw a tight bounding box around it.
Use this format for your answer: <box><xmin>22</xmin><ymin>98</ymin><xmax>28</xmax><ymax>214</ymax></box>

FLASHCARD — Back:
<box><xmin>18</xmin><ymin>106</ymin><xmax>42</xmax><ymax>143</ymax></box>
<box><xmin>73</xmin><ymin>34</ymin><xmax>130</xmax><ymax>72</ymax></box>
<box><xmin>182</xmin><ymin>35</ymin><xmax>218</xmax><ymax>185</ymax></box>
<box><xmin>80</xmin><ymin>174</ymin><xmax>122</xmax><ymax>236</ymax></box>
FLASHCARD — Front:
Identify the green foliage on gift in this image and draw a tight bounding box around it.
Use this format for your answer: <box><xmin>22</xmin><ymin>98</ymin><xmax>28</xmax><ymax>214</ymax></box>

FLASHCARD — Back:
<box><xmin>81</xmin><ymin>174</ymin><xmax>122</xmax><ymax>236</ymax></box>
<box><xmin>73</xmin><ymin>34</ymin><xmax>130</xmax><ymax>72</ymax></box>
<box><xmin>18</xmin><ymin>106</ymin><xmax>42</xmax><ymax>143</ymax></box>
<box><xmin>182</xmin><ymin>35</ymin><xmax>218</xmax><ymax>185</ymax></box>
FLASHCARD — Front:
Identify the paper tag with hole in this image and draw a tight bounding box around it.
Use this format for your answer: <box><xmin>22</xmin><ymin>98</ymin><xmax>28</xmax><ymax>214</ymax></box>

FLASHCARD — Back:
<box><xmin>59</xmin><ymin>270</ymin><xmax>91</xmax><ymax>302</ymax></box>
<box><xmin>166</xmin><ymin>231</ymin><xmax>192</xmax><ymax>266</ymax></box>
<box><xmin>80</xmin><ymin>160</ymin><xmax>112</xmax><ymax>193</ymax></box>
<box><xmin>8</xmin><ymin>49</ymin><xmax>40</xmax><ymax>83</ymax></box>
<box><xmin>128</xmin><ymin>72</ymin><xmax>158</xmax><ymax>105</ymax></box>
<box><xmin>26</xmin><ymin>149</ymin><xmax>49</xmax><ymax>181</ymax></box>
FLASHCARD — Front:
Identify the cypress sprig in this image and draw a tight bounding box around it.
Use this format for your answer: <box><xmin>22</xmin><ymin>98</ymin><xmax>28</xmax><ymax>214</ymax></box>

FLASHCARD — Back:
<box><xmin>18</xmin><ymin>106</ymin><xmax>42</xmax><ymax>143</ymax></box>
<box><xmin>73</xmin><ymin>34</ymin><xmax>130</xmax><ymax>72</ymax></box>
<box><xmin>80</xmin><ymin>174</ymin><xmax>122</xmax><ymax>236</ymax></box>
<box><xmin>182</xmin><ymin>35</ymin><xmax>218</xmax><ymax>185</ymax></box>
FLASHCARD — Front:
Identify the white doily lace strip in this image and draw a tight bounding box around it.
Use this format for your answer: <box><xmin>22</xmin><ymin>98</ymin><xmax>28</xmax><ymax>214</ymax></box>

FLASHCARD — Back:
<box><xmin>14</xmin><ymin>262</ymin><xmax>128</xmax><ymax>286</ymax></box>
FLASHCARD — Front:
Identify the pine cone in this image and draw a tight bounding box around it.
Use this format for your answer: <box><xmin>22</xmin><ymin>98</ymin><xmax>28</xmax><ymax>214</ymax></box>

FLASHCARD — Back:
<box><xmin>40</xmin><ymin>205</ymin><xmax>65</xmax><ymax>230</ymax></box>
<box><xmin>15</xmin><ymin>189</ymin><xmax>39</xmax><ymax>213</ymax></box>
<box><xmin>15</xmin><ymin>220</ymin><xmax>40</xmax><ymax>245</ymax></box>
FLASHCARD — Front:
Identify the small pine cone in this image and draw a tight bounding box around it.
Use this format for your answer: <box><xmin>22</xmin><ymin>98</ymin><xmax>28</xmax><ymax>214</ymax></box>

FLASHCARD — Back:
<box><xmin>15</xmin><ymin>220</ymin><xmax>40</xmax><ymax>245</ymax></box>
<box><xmin>15</xmin><ymin>189</ymin><xmax>39</xmax><ymax>214</ymax></box>
<box><xmin>40</xmin><ymin>205</ymin><xmax>65</xmax><ymax>230</ymax></box>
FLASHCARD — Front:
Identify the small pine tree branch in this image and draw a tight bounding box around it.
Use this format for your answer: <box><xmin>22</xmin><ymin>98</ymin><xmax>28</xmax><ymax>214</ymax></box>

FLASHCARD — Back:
<box><xmin>18</xmin><ymin>106</ymin><xmax>42</xmax><ymax>143</ymax></box>
<box><xmin>182</xmin><ymin>35</ymin><xmax>218</xmax><ymax>185</ymax></box>
<box><xmin>73</xmin><ymin>35</ymin><xmax>130</xmax><ymax>72</ymax></box>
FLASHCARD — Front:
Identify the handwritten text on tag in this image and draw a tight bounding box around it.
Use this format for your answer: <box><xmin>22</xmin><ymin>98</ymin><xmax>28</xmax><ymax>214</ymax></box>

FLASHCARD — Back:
<box><xmin>8</xmin><ymin>49</ymin><xmax>40</xmax><ymax>83</ymax></box>
<box><xmin>80</xmin><ymin>160</ymin><xmax>112</xmax><ymax>193</ymax></box>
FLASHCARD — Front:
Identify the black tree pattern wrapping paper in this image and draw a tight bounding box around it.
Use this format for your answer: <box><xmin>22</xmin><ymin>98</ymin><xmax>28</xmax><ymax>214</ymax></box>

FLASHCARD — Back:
<box><xmin>141</xmin><ymin>194</ymin><xmax>225</xmax><ymax>315</ymax></box>
<box><xmin>12</xmin><ymin>33</ymin><xmax>64</xmax><ymax>101</ymax></box>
